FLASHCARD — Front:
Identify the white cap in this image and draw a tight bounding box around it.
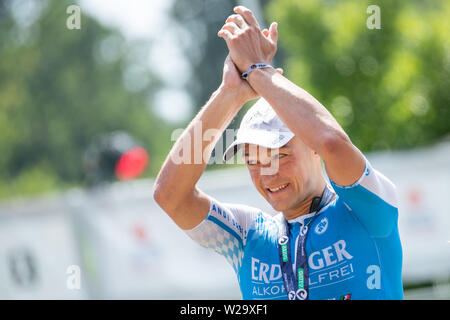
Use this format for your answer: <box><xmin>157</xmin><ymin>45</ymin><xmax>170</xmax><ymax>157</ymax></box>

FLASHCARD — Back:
<box><xmin>223</xmin><ymin>98</ymin><xmax>295</xmax><ymax>162</ymax></box>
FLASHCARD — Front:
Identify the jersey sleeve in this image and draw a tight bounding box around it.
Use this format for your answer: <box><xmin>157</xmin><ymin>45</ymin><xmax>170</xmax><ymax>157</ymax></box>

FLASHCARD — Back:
<box><xmin>329</xmin><ymin>156</ymin><xmax>399</xmax><ymax>237</ymax></box>
<box><xmin>184</xmin><ymin>196</ymin><xmax>261</xmax><ymax>273</ymax></box>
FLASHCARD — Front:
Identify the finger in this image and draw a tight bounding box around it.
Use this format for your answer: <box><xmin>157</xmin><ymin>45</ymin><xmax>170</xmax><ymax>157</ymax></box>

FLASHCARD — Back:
<box><xmin>226</xmin><ymin>14</ymin><xmax>246</xmax><ymax>29</ymax></box>
<box><xmin>218</xmin><ymin>29</ymin><xmax>233</xmax><ymax>41</ymax></box>
<box><xmin>221</xmin><ymin>22</ymin><xmax>240</xmax><ymax>35</ymax></box>
<box><xmin>276</xmin><ymin>68</ymin><xmax>284</xmax><ymax>75</ymax></box>
<box><xmin>269</xmin><ymin>22</ymin><xmax>278</xmax><ymax>43</ymax></box>
<box><xmin>234</xmin><ymin>6</ymin><xmax>260</xmax><ymax>29</ymax></box>
<box><xmin>262</xmin><ymin>28</ymin><xmax>269</xmax><ymax>38</ymax></box>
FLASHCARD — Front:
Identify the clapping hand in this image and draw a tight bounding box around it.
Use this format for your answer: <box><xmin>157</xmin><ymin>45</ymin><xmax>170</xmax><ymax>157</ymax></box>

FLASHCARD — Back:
<box><xmin>218</xmin><ymin>6</ymin><xmax>279</xmax><ymax>73</ymax></box>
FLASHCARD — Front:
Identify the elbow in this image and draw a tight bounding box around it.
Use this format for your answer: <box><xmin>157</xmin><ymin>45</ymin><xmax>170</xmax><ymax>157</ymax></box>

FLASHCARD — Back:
<box><xmin>320</xmin><ymin>130</ymin><xmax>351</xmax><ymax>157</ymax></box>
<box><xmin>153</xmin><ymin>181</ymin><xmax>183</xmax><ymax>215</ymax></box>
<box><xmin>152</xmin><ymin>184</ymin><xmax>163</xmax><ymax>206</ymax></box>
<box><xmin>153</xmin><ymin>181</ymin><xmax>170</xmax><ymax>210</ymax></box>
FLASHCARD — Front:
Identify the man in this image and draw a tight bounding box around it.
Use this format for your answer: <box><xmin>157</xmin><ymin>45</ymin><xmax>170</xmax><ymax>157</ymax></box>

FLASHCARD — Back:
<box><xmin>153</xmin><ymin>6</ymin><xmax>403</xmax><ymax>300</ymax></box>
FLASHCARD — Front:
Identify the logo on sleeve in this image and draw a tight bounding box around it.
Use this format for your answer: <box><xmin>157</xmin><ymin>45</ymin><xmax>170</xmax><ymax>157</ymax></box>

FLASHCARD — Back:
<box><xmin>314</xmin><ymin>217</ymin><xmax>328</xmax><ymax>235</ymax></box>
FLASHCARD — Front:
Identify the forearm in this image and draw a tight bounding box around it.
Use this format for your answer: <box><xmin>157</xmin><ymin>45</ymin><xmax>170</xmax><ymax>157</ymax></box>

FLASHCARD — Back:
<box><xmin>217</xmin><ymin>5</ymin><xmax>364</xmax><ymax>187</ymax></box>
<box><xmin>154</xmin><ymin>86</ymin><xmax>245</xmax><ymax>208</ymax></box>
<box><xmin>247</xmin><ymin>67</ymin><xmax>350</xmax><ymax>158</ymax></box>
<box><xmin>248</xmin><ymin>67</ymin><xmax>365</xmax><ymax>185</ymax></box>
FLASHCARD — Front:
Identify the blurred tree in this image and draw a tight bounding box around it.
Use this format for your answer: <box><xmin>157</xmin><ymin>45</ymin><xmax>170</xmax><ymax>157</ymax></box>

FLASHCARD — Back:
<box><xmin>169</xmin><ymin>0</ymin><xmax>282</xmax><ymax>164</ymax></box>
<box><xmin>169</xmin><ymin>0</ymin><xmax>449</xmax><ymax>155</ymax></box>
<box><xmin>2</xmin><ymin>0</ymin><xmax>449</xmax><ymax>199</ymax></box>
<box><xmin>266</xmin><ymin>0</ymin><xmax>450</xmax><ymax>151</ymax></box>
<box><xmin>0</xmin><ymin>0</ymin><xmax>173</xmax><ymax>198</ymax></box>
<box><xmin>170</xmin><ymin>0</ymin><xmax>282</xmax><ymax>111</ymax></box>
<box><xmin>170</xmin><ymin>0</ymin><xmax>238</xmax><ymax>110</ymax></box>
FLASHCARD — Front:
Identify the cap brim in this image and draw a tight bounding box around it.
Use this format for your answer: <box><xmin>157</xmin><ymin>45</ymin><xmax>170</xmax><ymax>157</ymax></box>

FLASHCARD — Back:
<box><xmin>223</xmin><ymin>129</ymin><xmax>295</xmax><ymax>162</ymax></box>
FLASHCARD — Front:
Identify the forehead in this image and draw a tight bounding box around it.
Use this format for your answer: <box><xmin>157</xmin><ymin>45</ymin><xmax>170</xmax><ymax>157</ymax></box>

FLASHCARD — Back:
<box><xmin>243</xmin><ymin>139</ymin><xmax>294</xmax><ymax>157</ymax></box>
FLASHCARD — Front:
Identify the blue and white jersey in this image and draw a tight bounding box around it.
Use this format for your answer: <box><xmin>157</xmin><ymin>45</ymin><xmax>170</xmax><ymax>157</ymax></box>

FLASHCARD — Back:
<box><xmin>185</xmin><ymin>157</ymin><xmax>403</xmax><ymax>300</ymax></box>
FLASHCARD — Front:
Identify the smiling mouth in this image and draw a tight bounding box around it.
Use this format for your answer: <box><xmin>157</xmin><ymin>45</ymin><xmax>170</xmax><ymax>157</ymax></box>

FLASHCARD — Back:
<box><xmin>267</xmin><ymin>183</ymin><xmax>289</xmax><ymax>193</ymax></box>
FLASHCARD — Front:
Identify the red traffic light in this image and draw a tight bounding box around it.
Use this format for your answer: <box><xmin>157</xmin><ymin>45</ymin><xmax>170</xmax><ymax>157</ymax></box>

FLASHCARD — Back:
<box><xmin>114</xmin><ymin>146</ymin><xmax>149</xmax><ymax>181</ymax></box>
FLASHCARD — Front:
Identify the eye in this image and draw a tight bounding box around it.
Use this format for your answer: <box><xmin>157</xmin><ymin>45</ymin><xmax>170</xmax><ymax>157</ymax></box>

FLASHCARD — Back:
<box><xmin>272</xmin><ymin>153</ymin><xmax>287</xmax><ymax>160</ymax></box>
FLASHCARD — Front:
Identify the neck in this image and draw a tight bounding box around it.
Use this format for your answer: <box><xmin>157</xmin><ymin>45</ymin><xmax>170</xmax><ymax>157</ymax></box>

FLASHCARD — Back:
<box><xmin>282</xmin><ymin>181</ymin><xmax>328</xmax><ymax>220</ymax></box>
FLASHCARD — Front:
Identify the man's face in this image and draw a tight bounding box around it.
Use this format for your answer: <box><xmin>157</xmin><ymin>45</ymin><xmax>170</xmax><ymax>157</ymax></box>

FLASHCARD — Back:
<box><xmin>243</xmin><ymin>136</ymin><xmax>321</xmax><ymax>212</ymax></box>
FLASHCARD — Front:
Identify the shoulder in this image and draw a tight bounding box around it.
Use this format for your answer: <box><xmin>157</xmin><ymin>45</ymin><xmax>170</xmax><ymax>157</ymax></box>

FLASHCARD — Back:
<box><xmin>328</xmin><ymin>157</ymin><xmax>399</xmax><ymax>237</ymax></box>
<box><xmin>329</xmin><ymin>156</ymin><xmax>398</xmax><ymax>208</ymax></box>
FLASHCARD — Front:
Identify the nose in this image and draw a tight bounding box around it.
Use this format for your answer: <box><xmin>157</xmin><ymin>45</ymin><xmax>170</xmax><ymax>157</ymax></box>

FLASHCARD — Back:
<box><xmin>258</xmin><ymin>155</ymin><xmax>281</xmax><ymax>177</ymax></box>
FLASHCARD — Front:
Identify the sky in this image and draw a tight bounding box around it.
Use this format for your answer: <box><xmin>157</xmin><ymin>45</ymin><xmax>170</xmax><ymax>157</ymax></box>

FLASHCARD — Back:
<box><xmin>77</xmin><ymin>0</ymin><xmax>266</xmax><ymax>124</ymax></box>
<box><xmin>80</xmin><ymin>0</ymin><xmax>172</xmax><ymax>39</ymax></box>
<box><xmin>80</xmin><ymin>0</ymin><xmax>193</xmax><ymax>124</ymax></box>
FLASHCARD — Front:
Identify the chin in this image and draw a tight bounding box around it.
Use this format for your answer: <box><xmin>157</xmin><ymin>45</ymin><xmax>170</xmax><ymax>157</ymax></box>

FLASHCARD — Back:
<box><xmin>269</xmin><ymin>200</ymin><xmax>290</xmax><ymax>212</ymax></box>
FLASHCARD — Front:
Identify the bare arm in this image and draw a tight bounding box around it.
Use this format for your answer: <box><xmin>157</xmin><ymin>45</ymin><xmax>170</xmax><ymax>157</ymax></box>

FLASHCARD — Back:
<box><xmin>153</xmin><ymin>84</ymin><xmax>245</xmax><ymax>230</ymax></box>
<box><xmin>247</xmin><ymin>68</ymin><xmax>365</xmax><ymax>186</ymax></box>
<box><xmin>219</xmin><ymin>6</ymin><xmax>365</xmax><ymax>186</ymax></box>
<box><xmin>153</xmin><ymin>55</ymin><xmax>279</xmax><ymax>230</ymax></box>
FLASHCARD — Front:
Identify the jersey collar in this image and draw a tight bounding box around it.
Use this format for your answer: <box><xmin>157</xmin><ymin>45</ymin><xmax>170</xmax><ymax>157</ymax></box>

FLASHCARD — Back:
<box><xmin>285</xmin><ymin>193</ymin><xmax>337</xmax><ymax>225</ymax></box>
<box><xmin>287</xmin><ymin>211</ymin><xmax>317</xmax><ymax>225</ymax></box>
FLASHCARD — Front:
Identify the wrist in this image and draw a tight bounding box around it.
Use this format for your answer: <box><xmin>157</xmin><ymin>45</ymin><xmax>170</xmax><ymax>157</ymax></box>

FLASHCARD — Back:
<box><xmin>247</xmin><ymin>66</ymin><xmax>278</xmax><ymax>85</ymax></box>
<box><xmin>216</xmin><ymin>83</ymin><xmax>249</xmax><ymax>108</ymax></box>
<box><xmin>240</xmin><ymin>63</ymin><xmax>273</xmax><ymax>80</ymax></box>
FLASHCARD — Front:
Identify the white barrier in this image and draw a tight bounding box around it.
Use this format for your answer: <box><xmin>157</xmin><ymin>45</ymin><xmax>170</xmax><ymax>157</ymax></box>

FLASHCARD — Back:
<box><xmin>0</xmin><ymin>197</ymin><xmax>87</xmax><ymax>299</ymax></box>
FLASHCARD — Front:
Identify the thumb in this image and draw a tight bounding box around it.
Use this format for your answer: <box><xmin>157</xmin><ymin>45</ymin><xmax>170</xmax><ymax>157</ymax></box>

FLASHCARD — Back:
<box><xmin>269</xmin><ymin>22</ymin><xmax>278</xmax><ymax>44</ymax></box>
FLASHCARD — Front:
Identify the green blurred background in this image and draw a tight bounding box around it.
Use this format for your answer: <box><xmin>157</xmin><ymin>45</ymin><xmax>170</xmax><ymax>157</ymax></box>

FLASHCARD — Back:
<box><xmin>0</xmin><ymin>0</ymin><xmax>449</xmax><ymax>198</ymax></box>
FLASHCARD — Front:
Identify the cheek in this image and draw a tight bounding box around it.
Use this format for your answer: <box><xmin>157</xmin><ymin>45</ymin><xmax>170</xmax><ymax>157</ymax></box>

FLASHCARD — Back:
<box><xmin>282</xmin><ymin>159</ymin><xmax>304</xmax><ymax>177</ymax></box>
<box><xmin>248</xmin><ymin>169</ymin><xmax>263</xmax><ymax>190</ymax></box>
<box><xmin>281</xmin><ymin>161</ymin><xmax>308</xmax><ymax>188</ymax></box>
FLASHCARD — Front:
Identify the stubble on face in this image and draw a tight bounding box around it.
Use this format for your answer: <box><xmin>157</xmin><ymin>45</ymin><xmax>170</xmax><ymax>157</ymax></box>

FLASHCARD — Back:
<box><xmin>244</xmin><ymin>137</ymin><xmax>326</xmax><ymax>219</ymax></box>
